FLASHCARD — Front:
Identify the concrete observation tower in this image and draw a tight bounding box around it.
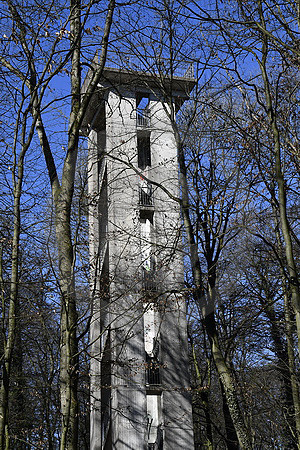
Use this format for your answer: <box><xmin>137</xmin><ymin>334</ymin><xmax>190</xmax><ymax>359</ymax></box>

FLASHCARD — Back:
<box><xmin>83</xmin><ymin>62</ymin><xmax>195</xmax><ymax>450</ymax></box>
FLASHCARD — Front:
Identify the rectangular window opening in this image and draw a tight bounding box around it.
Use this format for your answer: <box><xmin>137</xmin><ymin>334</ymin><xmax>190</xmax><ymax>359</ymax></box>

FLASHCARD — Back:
<box><xmin>146</xmin><ymin>393</ymin><xmax>163</xmax><ymax>448</ymax></box>
<box><xmin>138</xmin><ymin>133</ymin><xmax>151</xmax><ymax>170</ymax></box>
<box><xmin>136</xmin><ymin>92</ymin><xmax>150</xmax><ymax>127</ymax></box>
<box><xmin>140</xmin><ymin>210</ymin><xmax>154</xmax><ymax>223</ymax></box>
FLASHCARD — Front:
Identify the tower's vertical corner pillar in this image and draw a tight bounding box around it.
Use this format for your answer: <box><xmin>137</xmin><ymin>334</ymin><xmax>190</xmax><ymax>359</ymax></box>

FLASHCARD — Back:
<box><xmin>105</xmin><ymin>87</ymin><xmax>148</xmax><ymax>449</ymax></box>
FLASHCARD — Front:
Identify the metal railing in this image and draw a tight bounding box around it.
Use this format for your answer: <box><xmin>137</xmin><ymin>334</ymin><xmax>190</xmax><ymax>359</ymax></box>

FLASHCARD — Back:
<box><xmin>146</xmin><ymin>355</ymin><xmax>161</xmax><ymax>385</ymax></box>
<box><xmin>142</xmin><ymin>269</ymin><xmax>157</xmax><ymax>292</ymax></box>
<box><xmin>137</xmin><ymin>109</ymin><xmax>151</xmax><ymax>127</ymax></box>
<box><xmin>104</xmin><ymin>52</ymin><xmax>195</xmax><ymax>79</ymax></box>
<box><xmin>139</xmin><ymin>184</ymin><xmax>153</xmax><ymax>206</ymax></box>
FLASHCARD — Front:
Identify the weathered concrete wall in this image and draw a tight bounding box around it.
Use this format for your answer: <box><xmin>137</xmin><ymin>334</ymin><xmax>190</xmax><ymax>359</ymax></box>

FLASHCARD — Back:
<box><xmin>88</xmin><ymin>76</ymin><xmax>194</xmax><ymax>450</ymax></box>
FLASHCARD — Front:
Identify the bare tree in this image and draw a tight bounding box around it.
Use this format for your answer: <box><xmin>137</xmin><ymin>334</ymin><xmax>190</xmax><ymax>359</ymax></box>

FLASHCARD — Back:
<box><xmin>0</xmin><ymin>1</ymin><xmax>115</xmax><ymax>447</ymax></box>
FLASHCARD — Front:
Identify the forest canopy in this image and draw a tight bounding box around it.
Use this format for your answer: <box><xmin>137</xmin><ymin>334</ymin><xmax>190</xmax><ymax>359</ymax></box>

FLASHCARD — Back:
<box><xmin>0</xmin><ymin>1</ymin><xmax>300</xmax><ymax>449</ymax></box>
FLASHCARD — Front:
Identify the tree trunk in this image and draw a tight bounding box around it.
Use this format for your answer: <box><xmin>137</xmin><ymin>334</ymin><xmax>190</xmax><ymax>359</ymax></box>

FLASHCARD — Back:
<box><xmin>220</xmin><ymin>381</ymin><xmax>239</xmax><ymax>450</ymax></box>
<box><xmin>191</xmin><ymin>339</ymin><xmax>213</xmax><ymax>449</ymax></box>
<box><xmin>203</xmin><ymin>310</ymin><xmax>252</xmax><ymax>450</ymax></box>
<box><xmin>259</xmin><ymin>0</ymin><xmax>300</xmax><ymax>363</ymax></box>
<box><xmin>0</xmin><ymin>122</ymin><xmax>27</xmax><ymax>449</ymax></box>
<box><xmin>56</xmin><ymin>209</ymin><xmax>79</xmax><ymax>450</ymax></box>
<box><xmin>262</xmin><ymin>294</ymin><xmax>298</xmax><ymax>448</ymax></box>
<box><xmin>174</xmin><ymin>125</ymin><xmax>252</xmax><ymax>448</ymax></box>
<box><xmin>258</xmin><ymin>15</ymin><xmax>300</xmax><ymax>446</ymax></box>
<box><xmin>58</xmin><ymin>1</ymin><xmax>81</xmax><ymax>447</ymax></box>
<box><xmin>0</xmin><ymin>183</ymin><xmax>22</xmax><ymax>449</ymax></box>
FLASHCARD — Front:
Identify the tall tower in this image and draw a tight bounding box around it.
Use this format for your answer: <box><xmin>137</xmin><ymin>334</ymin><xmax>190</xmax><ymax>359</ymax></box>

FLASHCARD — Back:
<box><xmin>84</xmin><ymin>66</ymin><xmax>195</xmax><ymax>450</ymax></box>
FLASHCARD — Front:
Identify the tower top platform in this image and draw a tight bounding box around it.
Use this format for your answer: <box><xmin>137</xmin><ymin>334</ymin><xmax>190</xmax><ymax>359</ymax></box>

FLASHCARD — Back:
<box><xmin>82</xmin><ymin>51</ymin><xmax>196</xmax><ymax>93</ymax></box>
<box><xmin>81</xmin><ymin>53</ymin><xmax>196</xmax><ymax>133</ymax></box>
